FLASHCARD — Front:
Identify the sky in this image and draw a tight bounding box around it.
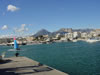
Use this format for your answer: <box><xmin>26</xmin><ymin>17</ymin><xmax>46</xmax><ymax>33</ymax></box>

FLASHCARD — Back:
<box><xmin>0</xmin><ymin>0</ymin><xmax>100</xmax><ymax>37</ymax></box>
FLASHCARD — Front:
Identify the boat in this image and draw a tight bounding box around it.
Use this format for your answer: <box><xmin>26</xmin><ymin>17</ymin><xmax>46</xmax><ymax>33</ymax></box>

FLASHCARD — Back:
<box><xmin>8</xmin><ymin>37</ymin><xmax>20</xmax><ymax>51</ymax></box>
<box><xmin>86</xmin><ymin>38</ymin><xmax>100</xmax><ymax>43</ymax></box>
<box><xmin>72</xmin><ymin>40</ymin><xmax>77</xmax><ymax>42</ymax></box>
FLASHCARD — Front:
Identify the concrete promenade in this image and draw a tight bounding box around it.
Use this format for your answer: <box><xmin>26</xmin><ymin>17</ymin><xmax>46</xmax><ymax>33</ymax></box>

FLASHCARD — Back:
<box><xmin>0</xmin><ymin>57</ymin><xmax>69</xmax><ymax>75</ymax></box>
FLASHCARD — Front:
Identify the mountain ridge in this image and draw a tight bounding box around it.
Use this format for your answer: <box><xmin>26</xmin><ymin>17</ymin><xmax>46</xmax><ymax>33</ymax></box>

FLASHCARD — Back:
<box><xmin>34</xmin><ymin>28</ymin><xmax>94</xmax><ymax>37</ymax></box>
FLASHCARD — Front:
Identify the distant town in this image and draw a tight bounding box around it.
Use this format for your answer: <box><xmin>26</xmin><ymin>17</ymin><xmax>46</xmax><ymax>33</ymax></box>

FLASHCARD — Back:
<box><xmin>0</xmin><ymin>28</ymin><xmax>100</xmax><ymax>46</ymax></box>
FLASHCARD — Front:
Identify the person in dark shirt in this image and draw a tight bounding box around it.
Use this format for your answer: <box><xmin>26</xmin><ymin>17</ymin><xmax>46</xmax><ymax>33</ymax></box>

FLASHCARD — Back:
<box><xmin>15</xmin><ymin>50</ymin><xmax>20</xmax><ymax>57</ymax></box>
<box><xmin>15</xmin><ymin>53</ymin><xmax>19</xmax><ymax>57</ymax></box>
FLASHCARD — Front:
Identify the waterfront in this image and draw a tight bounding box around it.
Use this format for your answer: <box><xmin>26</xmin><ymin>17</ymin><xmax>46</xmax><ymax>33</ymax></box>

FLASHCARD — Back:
<box><xmin>0</xmin><ymin>41</ymin><xmax>100</xmax><ymax>75</ymax></box>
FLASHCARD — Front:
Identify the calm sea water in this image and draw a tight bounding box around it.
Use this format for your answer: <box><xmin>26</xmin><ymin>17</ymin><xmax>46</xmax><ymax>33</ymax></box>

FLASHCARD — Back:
<box><xmin>0</xmin><ymin>41</ymin><xmax>100</xmax><ymax>75</ymax></box>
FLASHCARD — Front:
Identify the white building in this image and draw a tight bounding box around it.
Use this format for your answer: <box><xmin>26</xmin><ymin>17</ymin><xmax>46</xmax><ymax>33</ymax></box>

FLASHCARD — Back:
<box><xmin>73</xmin><ymin>32</ymin><xmax>81</xmax><ymax>38</ymax></box>
<box><xmin>81</xmin><ymin>32</ymin><xmax>88</xmax><ymax>39</ymax></box>
<box><xmin>90</xmin><ymin>31</ymin><xmax>97</xmax><ymax>37</ymax></box>
<box><xmin>60</xmin><ymin>37</ymin><xmax>67</xmax><ymax>41</ymax></box>
<box><xmin>56</xmin><ymin>33</ymin><xmax>63</xmax><ymax>38</ymax></box>
<box><xmin>65</xmin><ymin>33</ymin><xmax>73</xmax><ymax>40</ymax></box>
<box><xmin>25</xmin><ymin>36</ymin><xmax>35</xmax><ymax>42</ymax></box>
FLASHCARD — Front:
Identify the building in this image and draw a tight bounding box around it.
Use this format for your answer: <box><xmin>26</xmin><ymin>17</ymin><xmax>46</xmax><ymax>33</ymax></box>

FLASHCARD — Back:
<box><xmin>0</xmin><ymin>38</ymin><xmax>13</xmax><ymax>44</ymax></box>
<box><xmin>81</xmin><ymin>32</ymin><xmax>88</xmax><ymax>39</ymax></box>
<box><xmin>90</xmin><ymin>31</ymin><xmax>97</xmax><ymax>37</ymax></box>
<box><xmin>56</xmin><ymin>33</ymin><xmax>61</xmax><ymax>38</ymax></box>
<box><xmin>93</xmin><ymin>29</ymin><xmax>100</xmax><ymax>36</ymax></box>
<box><xmin>73</xmin><ymin>32</ymin><xmax>81</xmax><ymax>39</ymax></box>
<box><xmin>65</xmin><ymin>33</ymin><xmax>73</xmax><ymax>40</ymax></box>
<box><xmin>25</xmin><ymin>36</ymin><xmax>35</xmax><ymax>42</ymax></box>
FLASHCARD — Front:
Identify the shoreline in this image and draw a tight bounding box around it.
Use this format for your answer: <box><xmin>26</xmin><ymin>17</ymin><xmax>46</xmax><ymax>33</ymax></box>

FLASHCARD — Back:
<box><xmin>0</xmin><ymin>38</ymin><xmax>100</xmax><ymax>46</ymax></box>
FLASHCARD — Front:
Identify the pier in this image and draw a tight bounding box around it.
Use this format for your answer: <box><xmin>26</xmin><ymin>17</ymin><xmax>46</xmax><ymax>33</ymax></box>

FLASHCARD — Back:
<box><xmin>0</xmin><ymin>57</ymin><xmax>69</xmax><ymax>75</ymax></box>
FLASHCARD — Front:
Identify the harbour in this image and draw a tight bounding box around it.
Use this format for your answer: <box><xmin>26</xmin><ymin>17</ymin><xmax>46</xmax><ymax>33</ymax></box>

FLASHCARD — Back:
<box><xmin>0</xmin><ymin>41</ymin><xmax>100</xmax><ymax>75</ymax></box>
<box><xmin>1</xmin><ymin>0</ymin><xmax>100</xmax><ymax>75</ymax></box>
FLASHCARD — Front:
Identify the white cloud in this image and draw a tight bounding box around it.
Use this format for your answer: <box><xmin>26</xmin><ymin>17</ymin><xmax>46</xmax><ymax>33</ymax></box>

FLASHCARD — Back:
<box><xmin>14</xmin><ymin>24</ymin><xmax>28</xmax><ymax>33</ymax></box>
<box><xmin>1</xmin><ymin>25</ymin><xmax>8</xmax><ymax>30</ymax></box>
<box><xmin>7</xmin><ymin>4</ymin><xmax>19</xmax><ymax>12</ymax></box>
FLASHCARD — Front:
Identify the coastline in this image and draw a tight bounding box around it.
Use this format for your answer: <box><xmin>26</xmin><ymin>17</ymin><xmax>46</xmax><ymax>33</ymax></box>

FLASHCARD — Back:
<box><xmin>0</xmin><ymin>38</ymin><xmax>100</xmax><ymax>46</ymax></box>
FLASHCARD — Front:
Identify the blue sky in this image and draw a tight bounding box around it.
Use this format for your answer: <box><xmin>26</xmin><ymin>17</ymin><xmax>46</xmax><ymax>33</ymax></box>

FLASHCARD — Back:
<box><xmin>0</xmin><ymin>0</ymin><xmax>100</xmax><ymax>36</ymax></box>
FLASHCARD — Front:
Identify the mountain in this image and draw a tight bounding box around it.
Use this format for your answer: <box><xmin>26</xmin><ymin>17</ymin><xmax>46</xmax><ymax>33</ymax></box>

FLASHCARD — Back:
<box><xmin>73</xmin><ymin>29</ymin><xmax>94</xmax><ymax>32</ymax></box>
<box><xmin>34</xmin><ymin>29</ymin><xmax>51</xmax><ymax>37</ymax></box>
<box><xmin>34</xmin><ymin>28</ymin><xmax>94</xmax><ymax>37</ymax></box>
<box><xmin>51</xmin><ymin>28</ymin><xmax>72</xmax><ymax>36</ymax></box>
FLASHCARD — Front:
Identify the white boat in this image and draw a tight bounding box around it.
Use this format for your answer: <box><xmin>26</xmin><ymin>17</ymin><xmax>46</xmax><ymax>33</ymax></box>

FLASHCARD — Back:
<box><xmin>72</xmin><ymin>40</ymin><xmax>77</xmax><ymax>42</ymax></box>
<box><xmin>86</xmin><ymin>38</ymin><xmax>100</xmax><ymax>43</ymax></box>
